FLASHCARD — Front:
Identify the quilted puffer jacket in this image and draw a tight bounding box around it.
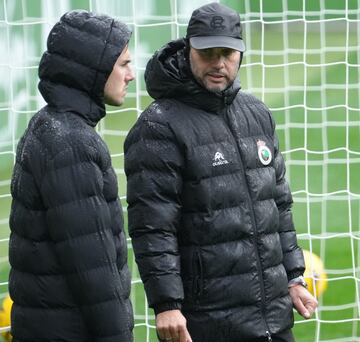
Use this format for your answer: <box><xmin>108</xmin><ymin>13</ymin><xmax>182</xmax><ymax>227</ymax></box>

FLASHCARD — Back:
<box><xmin>9</xmin><ymin>10</ymin><xmax>133</xmax><ymax>342</ymax></box>
<box><xmin>125</xmin><ymin>39</ymin><xmax>305</xmax><ymax>341</ymax></box>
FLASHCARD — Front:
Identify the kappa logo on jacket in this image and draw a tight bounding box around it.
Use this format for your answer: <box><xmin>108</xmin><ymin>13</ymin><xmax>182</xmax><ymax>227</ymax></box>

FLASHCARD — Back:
<box><xmin>212</xmin><ymin>151</ymin><xmax>229</xmax><ymax>167</ymax></box>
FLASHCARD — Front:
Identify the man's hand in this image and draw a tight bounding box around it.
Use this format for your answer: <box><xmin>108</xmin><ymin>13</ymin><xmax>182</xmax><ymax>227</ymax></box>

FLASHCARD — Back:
<box><xmin>156</xmin><ymin>309</ymin><xmax>192</xmax><ymax>342</ymax></box>
<box><xmin>289</xmin><ymin>285</ymin><xmax>318</xmax><ymax>319</ymax></box>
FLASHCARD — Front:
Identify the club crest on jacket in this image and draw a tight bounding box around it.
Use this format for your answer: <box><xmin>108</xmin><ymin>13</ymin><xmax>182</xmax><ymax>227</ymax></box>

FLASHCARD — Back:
<box><xmin>257</xmin><ymin>140</ymin><xmax>272</xmax><ymax>165</ymax></box>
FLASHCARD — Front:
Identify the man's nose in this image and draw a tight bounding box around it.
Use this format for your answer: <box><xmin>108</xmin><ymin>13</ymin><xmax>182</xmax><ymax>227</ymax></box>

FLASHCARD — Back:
<box><xmin>211</xmin><ymin>54</ymin><xmax>226</xmax><ymax>68</ymax></box>
<box><xmin>127</xmin><ymin>67</ymin><xmax>135</xmax><ymax>82</ymax></box>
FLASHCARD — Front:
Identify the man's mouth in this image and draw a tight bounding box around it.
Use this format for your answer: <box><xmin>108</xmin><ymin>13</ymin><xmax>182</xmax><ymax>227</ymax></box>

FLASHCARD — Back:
<box><xmin>207</xmin><ymin>73</ymin><xmax>226</xmax><ymax>82</ymax></box>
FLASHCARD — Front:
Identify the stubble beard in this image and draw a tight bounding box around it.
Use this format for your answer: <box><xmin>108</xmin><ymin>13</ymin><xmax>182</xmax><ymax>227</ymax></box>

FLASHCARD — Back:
<box><xmin>190</xmin><ymin>65</ymin><xmax>234</xmax><ymax>93</ymax></box>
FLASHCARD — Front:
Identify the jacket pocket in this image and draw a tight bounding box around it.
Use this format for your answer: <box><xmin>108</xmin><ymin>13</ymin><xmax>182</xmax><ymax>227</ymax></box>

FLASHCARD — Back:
<box><xmin>192</xmin><ymin>249</ymin><xmax>204</xmax><ymax>301</ymax></box>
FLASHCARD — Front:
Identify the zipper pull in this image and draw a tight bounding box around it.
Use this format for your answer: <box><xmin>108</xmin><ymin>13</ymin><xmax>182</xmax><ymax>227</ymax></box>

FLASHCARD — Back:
<box><xmin>266</xmin><ymin>331</ymin><xmax>272</xmax><ymax>342</ymax></box>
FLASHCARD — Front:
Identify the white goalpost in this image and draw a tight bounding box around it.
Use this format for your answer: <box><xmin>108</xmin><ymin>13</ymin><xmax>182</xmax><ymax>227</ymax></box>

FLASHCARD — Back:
<box><xmin>0</xmin><ymin>0</ymin><xmax>359</xmax><ymax>341</ymax></box>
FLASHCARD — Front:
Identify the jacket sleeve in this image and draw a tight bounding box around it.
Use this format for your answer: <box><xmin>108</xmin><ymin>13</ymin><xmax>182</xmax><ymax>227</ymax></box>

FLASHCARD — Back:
<box><xmin>40</xmin><ymin>144</ymin><xmax>132</xmax><ymax>342</ymax></box>
<box><xmin>124</xmin><ymin>115</ymin><xmax>184</xmax><ymax>311</ymax></box>
<box><xmin>272</xmin><ymin>122</ymin><xmax>305</xmax><ymax>280</ymax></box>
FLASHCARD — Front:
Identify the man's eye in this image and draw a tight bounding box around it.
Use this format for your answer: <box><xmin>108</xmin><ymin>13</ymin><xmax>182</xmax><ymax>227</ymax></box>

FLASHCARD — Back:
<box><xmin>222</xmin><ymin>48</ymin><xmax>234</xmax><ymax>56</ymax></box>
<box><xmin>199</xmin><ymin>48</ymin><xmax>234</xmax><ymax>58</ymax></box>
<box><xmin>200</xmin><ymin>49</ymin><xmax>212</xmax><ymax>56</ymax></box>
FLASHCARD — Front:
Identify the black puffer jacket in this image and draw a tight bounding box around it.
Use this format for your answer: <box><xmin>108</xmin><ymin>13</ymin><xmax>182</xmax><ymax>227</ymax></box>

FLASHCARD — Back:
<box><xmin>9</xmin><ymin>11</ymin><xmax>133</xmax><ymax>342</ymax></box>
<box><xmin>125</xmin><ymin>39</ymin><xmax>305</xmax><ymax>341</ymax></box>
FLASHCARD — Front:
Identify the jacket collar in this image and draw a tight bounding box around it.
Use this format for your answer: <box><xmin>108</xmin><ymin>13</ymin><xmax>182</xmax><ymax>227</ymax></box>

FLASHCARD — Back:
<box><xmin>38</xmin><ymin>80</ymin><xmax>105</xmax><ymax>127</ymax></box>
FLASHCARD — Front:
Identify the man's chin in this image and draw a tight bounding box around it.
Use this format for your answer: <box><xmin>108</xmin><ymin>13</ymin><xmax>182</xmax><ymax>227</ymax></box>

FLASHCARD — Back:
<box><xmin>203</xmin><ymin>78</ymin><xmax>231</xmax><ymax>92</ymax></box>
<box><xmin>105</xmin><ymin>97</ymin><xmax>125</xmax><ymax>107</ymax></box>
<box><xmin>205</xmin><ymin>84</ymin><xmax>228</xmax><ymax>93</ymax></box>
<box><xmin>194</xmin><ymin>75</ymin><xmax>231</xmax><ymax>93</ymax></box>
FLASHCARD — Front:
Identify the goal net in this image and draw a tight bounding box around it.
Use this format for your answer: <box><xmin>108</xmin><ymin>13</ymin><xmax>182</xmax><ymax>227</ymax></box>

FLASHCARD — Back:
<box><xmin>0</xmin><ymin>0</ymin><xmax>359</xmax><ymax>341</ymax></box>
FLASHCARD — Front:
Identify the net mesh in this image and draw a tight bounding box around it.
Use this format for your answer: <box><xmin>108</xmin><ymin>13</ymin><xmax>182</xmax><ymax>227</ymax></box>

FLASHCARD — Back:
<box><xmin>0</xmin><ymin>0</ymin><xmax>359</xmax><ymax>341</ymax></box>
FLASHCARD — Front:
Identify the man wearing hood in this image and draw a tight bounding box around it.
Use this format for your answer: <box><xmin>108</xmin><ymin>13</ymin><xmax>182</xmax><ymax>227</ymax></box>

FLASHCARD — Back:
<box><xmin>9</xmin><ymin>10</ymin><xmax>134</xmax><ymax>342</ymax></box>
<box><xmin>125</xmin><ymin>3</ymin><xmax>317</xmax><ymax>342</ymax></box>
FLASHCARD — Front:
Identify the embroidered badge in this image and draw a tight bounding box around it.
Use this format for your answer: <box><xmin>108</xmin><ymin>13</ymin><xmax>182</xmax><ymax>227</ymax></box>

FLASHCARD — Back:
<box><xmin>212</xmin><ymin>151</ymin><xmax>229</xmax><ymax>167</ymax></box>
<box><xmin>257</xmin><ymin>140</ymin><xmax>272</xmax><ymax>165</ymax></box>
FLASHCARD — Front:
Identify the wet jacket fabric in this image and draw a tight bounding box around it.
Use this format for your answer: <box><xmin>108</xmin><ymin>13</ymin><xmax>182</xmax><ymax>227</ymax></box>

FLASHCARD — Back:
<box><xmin>9</xmin><ymin>11</ymin><xmax>133</xmax><ymax>342</ymax></box>
<box><xmin>124</xmin><ymin>39</ymin><xmax>305</xmax><ymax>341</ymax></box>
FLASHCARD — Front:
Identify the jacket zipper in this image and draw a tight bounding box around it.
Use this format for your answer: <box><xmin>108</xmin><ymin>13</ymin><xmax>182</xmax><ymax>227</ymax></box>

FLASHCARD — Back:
<box><xmin>220</xmin><ymin>108</ymin><xmax>272</xmax><ymax>340</ymax></box>
<box><xmin>196</xmin><ymin>250</ymin><xmax>204</xmax><ymax>299</ymax></box>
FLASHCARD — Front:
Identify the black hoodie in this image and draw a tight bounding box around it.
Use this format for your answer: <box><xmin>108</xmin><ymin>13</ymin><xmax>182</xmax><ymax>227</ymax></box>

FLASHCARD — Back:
<box><xmin>125</xmin><ymin>39</ymin><xmax>305</xmax><ymax>341</ymax></box>
<box><xmin>9</xmin><ymin>10</ymin><xmax>133</xmax><ymax>342</ymax></box>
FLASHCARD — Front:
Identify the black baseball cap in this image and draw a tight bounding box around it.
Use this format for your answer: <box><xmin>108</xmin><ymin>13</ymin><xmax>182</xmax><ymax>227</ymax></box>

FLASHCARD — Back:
<box><xmin>186</xmin><ymin>2</ymin><xmax>245</xmax><ymax>52</ymax></box>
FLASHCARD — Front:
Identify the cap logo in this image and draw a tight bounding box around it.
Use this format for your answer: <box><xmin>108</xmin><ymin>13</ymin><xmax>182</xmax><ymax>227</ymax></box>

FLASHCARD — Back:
<box><xmin>210</xmin><ymin>16</ymin><xmax>225</xmax><ymax>30</ymax></box>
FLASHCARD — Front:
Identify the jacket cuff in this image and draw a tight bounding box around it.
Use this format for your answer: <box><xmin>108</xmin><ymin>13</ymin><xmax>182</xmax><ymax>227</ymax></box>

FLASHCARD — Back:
<box><xmin>153</xmin><ymin>301</ymin><xmax>182</xmax><ymax>315</ymax></box>
<box><xmin>287</xmin><ymin>270</ymin><xmax>304</xmax><ymax>281</ymax></box>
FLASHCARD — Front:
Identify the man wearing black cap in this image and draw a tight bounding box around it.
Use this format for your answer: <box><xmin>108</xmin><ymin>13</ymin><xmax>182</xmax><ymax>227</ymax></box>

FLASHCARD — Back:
<box><xmin>125</xmin><ymin>2</ymin><xmax>317</xmax><ymax>342</ymax></box>
<box><xmin>9</xmin><ymin>10</ymin><xmax>134</xmax><ymax>342</ymax></box>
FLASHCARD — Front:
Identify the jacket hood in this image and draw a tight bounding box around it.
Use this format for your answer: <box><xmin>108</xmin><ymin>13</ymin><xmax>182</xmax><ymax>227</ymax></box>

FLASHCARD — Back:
<box><xmin>145</xmin><ymin>38</ymin><xmax>240</xmax><ymax>113</ymax></box>
<box><xmin>38</xmin><ymin>10</ymin><xmax>131</xmax><ymax>126</ymax></box>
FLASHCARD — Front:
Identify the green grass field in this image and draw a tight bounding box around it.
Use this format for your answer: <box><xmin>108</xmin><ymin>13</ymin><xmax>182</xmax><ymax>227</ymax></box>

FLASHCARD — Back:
<box><xmin>0</xmin><ymin>0</ymin><xmax>359</xmax><ymax>341</ymax></box>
